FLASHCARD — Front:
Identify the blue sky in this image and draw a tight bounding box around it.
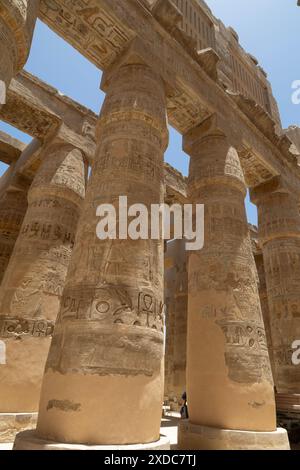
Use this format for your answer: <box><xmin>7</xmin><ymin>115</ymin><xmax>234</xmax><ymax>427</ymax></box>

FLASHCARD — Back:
<box><xmin>0</xmin><ymin>1</ymin><xmax>299</xmax><ymax>225</ymax></box>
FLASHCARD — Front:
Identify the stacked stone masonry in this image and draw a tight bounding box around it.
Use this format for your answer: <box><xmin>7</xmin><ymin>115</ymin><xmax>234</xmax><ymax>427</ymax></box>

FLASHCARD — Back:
<box><xmin>0</xmin><ymin>0</ymin><xmax>299</xmax><ymax>451</ymax></box>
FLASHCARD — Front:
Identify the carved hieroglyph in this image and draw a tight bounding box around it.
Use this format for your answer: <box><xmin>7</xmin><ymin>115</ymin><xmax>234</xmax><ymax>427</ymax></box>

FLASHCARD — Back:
<box><xmin>0</xmin><ymin>1</ymin><xmax>39</xmax><ymax>93</ymax></box>
<box><xmin>184</xmin><ymin>116</ymin><xmax>276</xmax><ymax>432</ymax></box>
<box><xmin>0</xmin><ymin>141</ymin><xmax>86</xmax><ymax>413</ymax></box>
<box><xmin>0</xmin><ymin>189</ymin><xmax>28</xmax><ymax>285</ymax></box>
<box><xmin>253</xmin><ymin>250</ymin><xmax>275</xmax><ymax>379</ymax></box>
<box><xmin>36</xmin><ymin>63</ymin><xmax>168</xmax><ymax>446</ymax></box>
<box><xmin>252</xmin><ymin>181</ymin><xmax>300</xmax><ymax>394</ymax></box>
<box><xmin>164</xmin><ymin>239</ymin><xmax>188</xmax><ymax>407</ymax></box>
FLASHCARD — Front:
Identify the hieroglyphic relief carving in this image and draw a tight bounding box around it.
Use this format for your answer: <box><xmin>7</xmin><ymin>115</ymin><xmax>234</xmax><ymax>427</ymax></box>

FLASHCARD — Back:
<box><xmin>36</xmin><ymin>62</ymin><xmax>168</xmax><ymax>445</ymax></box>
<box><xmin>252</xmin><ymin>183</ymin><xmax>300</xmax><ymax>394</ymax></box>
<box><xmin>184</xmin><ymin>117</ymin><xmax>275</xmax><ymax>431</ymax></box>
<box><xmin>164</xmin><ymin>239</ymin><xmax>188</xmax><ymax>409</ymax></box>
<box><xmin>0</xmin><ymin>141</ymin><xmax>87</xmax><ymax>413</ymax></box>
<box><xmin>0</xmin><ymin>316</ymin><xmax>54</xmax><ymax>338</ymax></box>
<box><xmin>0</xmin><ymin>93</ymin><xmax>58</xmax><ymax>139</ymax></box>
<box><xmin>0</xmin><ymin>189</ymin><xmax>28</xmax><ymax>284</ymax></box>
<box><xmin>39</xmin><ymin>0</ymin><xmax>135</xmax><ymax>69</ymax></box>
<box><xmin>56</xmin><ymin>287</ymin><xmax>164</xmax><ymax>333</ymax></box>
<box><xmin>44</xmin><ymin>64</ymin><xmax>167</xmax><ymax>378</ymax></box>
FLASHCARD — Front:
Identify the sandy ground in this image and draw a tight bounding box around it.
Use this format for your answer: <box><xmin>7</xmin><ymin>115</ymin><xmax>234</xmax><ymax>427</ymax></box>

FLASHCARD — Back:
<box><xmin>0</xmin><ymin>413</ymin><xmax>181</xmax><ymax>451</ymax></box>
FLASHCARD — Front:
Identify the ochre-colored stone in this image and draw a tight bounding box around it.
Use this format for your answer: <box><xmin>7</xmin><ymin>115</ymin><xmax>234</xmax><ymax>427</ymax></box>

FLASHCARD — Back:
<box><xmin>0</xmin><ymin>1</ymin><xmax>39</xmax><ymax>94</ymax></box>
<box><xmin>252</xmin><ymin>182</ymin><xmax>300</xmax><ymax>395</ymax></box>
<box><xmin>36</xmin><ymin>63</ymin><xmax>168</xmax><ymax>446</ymax></box>
<box><xmin>181</xmin><ymin>117</ymin><xmax>276</xmax><ymax>447</ymax></box>
<box><xmin>178</xmin><ymin>421</ymin><xmax>290</xmax><ymax>450</ymax></box>
<box><xmin>0</xmin><ymin>141</ymin><xmax>87</xmax><ymax>413</ymax></box>
<box><xmin>0</xmin><ymin>0</ymin><xmax>298</xmax><ymax>452</ymax></box>
<box><xmin>164</xmin><ymin>239</ymin><xmax>188</xmax><ymax>409</ymax></box>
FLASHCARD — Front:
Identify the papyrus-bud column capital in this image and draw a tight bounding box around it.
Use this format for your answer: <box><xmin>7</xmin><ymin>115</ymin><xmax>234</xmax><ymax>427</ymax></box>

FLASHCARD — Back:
<box><xmin>35</xmin><ymin>62</ymin><xmax>169</xmax><ymax>447</ymax></box>
<box><xmin>0</xmin><ymin>140</ymin><xmax>87</xmax><ymax>423</ymax></box>
<box><xmin>0</xmin><ymin>1</ymin><xmax>39</xmax><ymax>97</ymax></box>
<box><xmin>251</xmin><ymin>178</ymin><xmax>300</xmax><ymax>396</ymax></box>
<box><xmin>178</xmin><ymin>116</ymin><xmax>289</xmax><ymax>450</ymax></box>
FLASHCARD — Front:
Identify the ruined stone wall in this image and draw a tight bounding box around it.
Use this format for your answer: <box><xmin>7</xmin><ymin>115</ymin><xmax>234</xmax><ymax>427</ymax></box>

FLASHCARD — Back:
<box><xmin>286</xmin><ymin>126</ymin><xmax>300</xmax><ymax>155</ymax></box>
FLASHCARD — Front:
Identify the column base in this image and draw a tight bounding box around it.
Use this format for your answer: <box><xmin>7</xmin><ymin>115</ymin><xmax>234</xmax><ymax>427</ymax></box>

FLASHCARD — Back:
<box><xmin>0</xmin><ymin>413</ymin><xmax>38</xmax><ymax>443</ymax></box>
<box><xmin>178</xmin><ymin>420</ymin><xmax>290</xmax><ymax>450</ymax></box>
<box><xmin>13</xmin><ymin>430</ymin><xmax>170</xmax><ymax>450</ymax></box>
<box><xmin>276</xmin><ymin>394</ymin><xmax>300</xmax><ymax>448</ymax></box>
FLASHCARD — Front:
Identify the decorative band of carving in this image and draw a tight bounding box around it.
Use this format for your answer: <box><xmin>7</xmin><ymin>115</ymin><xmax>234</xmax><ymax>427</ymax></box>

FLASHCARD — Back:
<box><xmin>98</xmin><ymin>111</ymin><xmax>165</xmax><ymax>134</ymax></box>
<box><xmin>0</xmin><ymin>316</ymin><xmax>55</xmax><ymax>338</ymax></box>
<box><xmin>217</xmin><ymin>320</ymin><xmax>268</xmax><ymax>353</ymax></box>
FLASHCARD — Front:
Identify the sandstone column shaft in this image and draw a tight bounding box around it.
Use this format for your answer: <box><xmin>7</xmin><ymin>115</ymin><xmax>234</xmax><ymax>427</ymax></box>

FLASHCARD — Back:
<box><xmin>0</xmin><ymin>1</ymin><xmax>39</xmax><ymax>101</ymax></box>
<box><xmin>0</xmin><ymin>142</ymin><xmax>86</xmax><ymax>412</ymax></box>
<box><xmin>253</xmin><ymin>251</ymin><xmax>275</xmax><ymax>379</ymax></box>
<box><xmin>0</xmin><ymin>189</ymin><xmax>28</xmax><ymax>285</ymax></box>
<box><xmin>252</xmin><ymin>186</ymin><xmax>300</xmax><ymax>393</ymax></box>
<box><xmin>184</xmin><ymin>123</ymin><xmax>276</xmax><ymax>433</ymax></box>
<box><xmin>36</xmin><ymin>63</ymin><xmax>168</xmax><ymax>446</ymax></box>
<box><xmin>165</xmin><ymin>239</ymin><xmax>187</xmax><ymax>407</ymax></box>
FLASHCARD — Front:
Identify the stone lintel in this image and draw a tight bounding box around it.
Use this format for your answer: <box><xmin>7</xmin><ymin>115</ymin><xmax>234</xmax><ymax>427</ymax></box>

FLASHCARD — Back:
<box><xmin>0</xmin><ymin>71</ymin><xmax>97</xmax><ymax>157</ymax></box>
<box><xmin>38</xmin><ymin>0</ymin><xmax>299</xmax><ymax>189</ymax></box>
<box><xmin>0</xmin><ymin>131</ymin><xmax>25</xmax><ymax>165</ymax></box>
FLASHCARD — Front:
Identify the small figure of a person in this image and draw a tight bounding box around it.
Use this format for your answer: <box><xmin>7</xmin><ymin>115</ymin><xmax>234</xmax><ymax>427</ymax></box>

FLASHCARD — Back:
<box><xmin>180</xmin><ymin>391</ymin><xmax>189</xmax><ymax>419</ymax></box>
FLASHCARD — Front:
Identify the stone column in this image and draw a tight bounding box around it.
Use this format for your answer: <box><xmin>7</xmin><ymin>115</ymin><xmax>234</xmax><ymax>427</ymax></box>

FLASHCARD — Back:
<box><xmin>0</xmin><ymin>161</ymin><xmax>31</xmax><ymax>285</ymax></box>
<box><xmin>164</xmin><ymin>270</ymin><xmax>176</xmax><ymax>406</ymax></box>
<box><xmin>0</xmin><ymin>141</ymin><xmax>86</xmax><ymax>442</ymax></box>
<box><xmin>251</xmin><ymin>179</ymin><xmax>300</xmax><ymax>418</ymax></box>
<box><xmin>0</xmin><ymin>1</ymin><xmax>39</xmax><ymax>104</ymax></box>
<box><xmin>19</xmin><ymin>63</ymin><xmax>170</xmax><ymax>449</ymax></box>
<box><xmin>164</xmin><ymin>239</ymin><xmax>187</xmax><ymax>410</ymax></box>
<box><xmin>254</xmin><ymin>251</ymin><xmax>275</xmax><ymax>378</ymax></box>
<box><xmin>0</xmin><ymin>189</ymin><xmax>28</xmax><ymax>285</ymax></box>
<box><xmin>178</xmin><ymin>117</ymin><xmax>289</xmax><ymax>450</ymax></box>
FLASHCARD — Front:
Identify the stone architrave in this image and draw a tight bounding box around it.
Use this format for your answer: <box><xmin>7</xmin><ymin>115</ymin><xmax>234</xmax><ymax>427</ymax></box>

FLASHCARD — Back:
<box><xmin>0</xmin><ymin>140</ymin><xmax>87</xmax><ymax>440</ymax></box>
<box><xmin>29</xmin><ymin>62</ymin><xmax>169</xmax><ymax>448</ymax></box>
<box><xmin>251</xmin><ymin>178</ymin><xmax>300</xmax><ymax>413</ymax></box>
<box><xmin>0</xmin><ymin>1</ymin><xmax>39</xmax><ymax>105</ymax></box>
<box><xmin>178</xmin><ymin>116</ymin><xmax>289</xmax><ymax>450</ymax></box>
